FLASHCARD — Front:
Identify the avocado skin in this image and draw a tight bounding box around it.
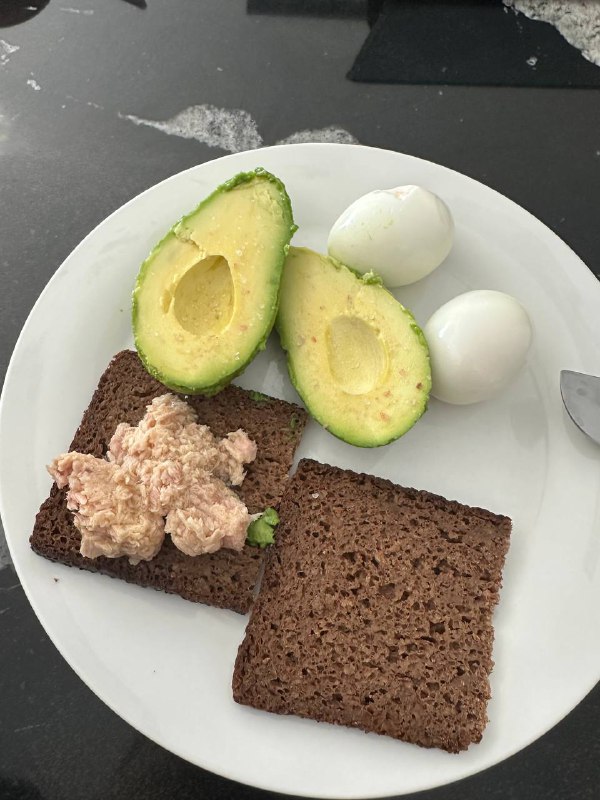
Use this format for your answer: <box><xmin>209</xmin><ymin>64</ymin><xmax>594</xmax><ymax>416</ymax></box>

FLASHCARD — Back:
<box><xmin>132</xmin><ymin>168</ymin><xmax>296</xmax><ymax>396</ymax></box>
<box><xmin>276</xmin><ymin>247</ymin><xmax>431</xmax><ymax>448</ymax></box>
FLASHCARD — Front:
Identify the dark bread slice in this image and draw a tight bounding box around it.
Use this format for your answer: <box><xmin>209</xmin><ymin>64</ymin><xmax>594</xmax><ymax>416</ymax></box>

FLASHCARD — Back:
<box><xmin>233</xmin><ymin>458</ymin><xmax>511</xmax><ymax>751</ymax></box>
<box><xmin>30</xmin><ymin>350</ymin><xmax>308</xmax><ymax>614</ymax></box>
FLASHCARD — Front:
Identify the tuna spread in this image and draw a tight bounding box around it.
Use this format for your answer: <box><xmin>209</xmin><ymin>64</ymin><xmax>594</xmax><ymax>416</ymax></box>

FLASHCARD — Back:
<box><xmin>48</xmin><ymin>394</ymin><xmax>258</xmax><ymax>564</ymax></box>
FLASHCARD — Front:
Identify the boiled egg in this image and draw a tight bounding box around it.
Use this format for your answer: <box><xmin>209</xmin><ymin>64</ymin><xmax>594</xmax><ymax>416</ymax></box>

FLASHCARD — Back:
<box><xmin>327</xmin><ymin>185</ymin><xmax>454</xmax><ymax>287</ymax></box>
<box><xmin>424</xmin><ymin>290</ymin><xmax>532</xmax><ymax>405</ymax></box>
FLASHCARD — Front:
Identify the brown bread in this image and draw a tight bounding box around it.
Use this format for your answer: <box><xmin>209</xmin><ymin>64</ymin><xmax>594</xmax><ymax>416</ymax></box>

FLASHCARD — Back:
<box><xmin>30</xmin><ymin>350</ymin><xmax>308</xmax><ymax>614</ymax></box>
<box><xmin>233</xmin><ymin>458</ymin><xmax>511</xmax><ymax>751</ymax></box>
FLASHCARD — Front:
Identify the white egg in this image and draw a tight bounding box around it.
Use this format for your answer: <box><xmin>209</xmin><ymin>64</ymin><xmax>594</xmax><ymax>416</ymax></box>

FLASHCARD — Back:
<box><xmin>327</xmin><ymin>185</ymin><xmax>454</xmax><ymax>287</ymax></box>
<box><xmin>424</xmin><ymin>290</ymin><xmax>533</xmax><ymax>405</ymax></box>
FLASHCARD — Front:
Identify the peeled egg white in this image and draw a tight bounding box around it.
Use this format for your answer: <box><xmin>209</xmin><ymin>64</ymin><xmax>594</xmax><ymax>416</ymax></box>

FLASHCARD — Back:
<box><xmin>424</xmin><ymin>290</ymin><xmax>533</xmax><ymax>405</ymax></box>
<box><xmin>327</xmin><ymin>185</ymin><xmax>454</xmax><ymax>287</ymax></box>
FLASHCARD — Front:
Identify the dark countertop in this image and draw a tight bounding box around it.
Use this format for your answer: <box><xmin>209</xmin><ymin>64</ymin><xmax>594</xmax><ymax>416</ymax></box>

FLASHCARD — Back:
<box><xmin>0</xmin><ymin>2</ymin><xmax>599</xmax><ymax>799</ymax></box>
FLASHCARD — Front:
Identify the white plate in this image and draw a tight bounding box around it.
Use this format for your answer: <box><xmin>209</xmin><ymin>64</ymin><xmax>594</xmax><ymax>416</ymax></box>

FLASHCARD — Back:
<box><xmin>1</xmin><ymin>144</ymin><xmax>599</xmax><ymax>799</ymax></box>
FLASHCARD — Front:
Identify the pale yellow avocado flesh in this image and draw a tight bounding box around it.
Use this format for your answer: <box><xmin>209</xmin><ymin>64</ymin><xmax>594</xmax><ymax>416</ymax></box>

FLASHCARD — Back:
<box><xmin>276</xmin><ymin>247</ymin><xmax>431</xmax><ymax>447</ymax></box>
<box><xmin>133</xmin><ymin>171</ymin><xmax>294</xmax><ymax>394</ymax></box>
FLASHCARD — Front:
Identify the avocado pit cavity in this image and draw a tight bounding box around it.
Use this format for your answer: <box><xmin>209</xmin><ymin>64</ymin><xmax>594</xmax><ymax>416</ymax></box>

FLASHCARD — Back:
<box><xmin>169</xmin><ymin>254</ymin><xmax>234</xmax><ymax>335</ymax></box>
<box><xmin>326</xmin><ymin>315</ymin><xmax>387</xmax><ymax>395</ymax></box>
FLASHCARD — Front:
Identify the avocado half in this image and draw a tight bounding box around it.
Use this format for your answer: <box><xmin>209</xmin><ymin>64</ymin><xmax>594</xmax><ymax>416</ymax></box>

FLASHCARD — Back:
<box><xmin>276</xmin><ymin>247</ymin><xmax>431</xmax><ymax>447</ymax></box>
<box><xmin>133</xmin><ymin>168</ymin><xmax>296</xmax><ymax>395</ymax></box>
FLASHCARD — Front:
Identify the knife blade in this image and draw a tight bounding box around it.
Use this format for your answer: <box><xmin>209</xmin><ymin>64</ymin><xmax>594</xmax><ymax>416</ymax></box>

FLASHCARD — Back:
<box><xmin>560</xmin><ymin>370</ymin><xmax>600</xmax><ymax>446</ymax></box>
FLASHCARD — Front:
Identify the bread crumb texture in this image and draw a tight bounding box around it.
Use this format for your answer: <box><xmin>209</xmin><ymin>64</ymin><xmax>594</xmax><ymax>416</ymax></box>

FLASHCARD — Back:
<box><xmin>233</xmin><ymin>459</ymin><xmax>511</xmax><ymax>751</ymax></box>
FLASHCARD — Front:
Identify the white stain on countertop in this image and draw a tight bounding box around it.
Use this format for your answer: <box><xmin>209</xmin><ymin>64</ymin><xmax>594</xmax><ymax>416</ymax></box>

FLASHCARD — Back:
<box><xmin>0</xmin><ymin>107</ymin><xmax>10</xmax><ymax>155</ymax></box>
<box><xmin>120</xmin><ymin>104</ymin><xmax>263</xmax><ymax>153</ymax></box>
<box><xmin>60</xmin><ymin>7</ymin><xmax>94</xmax><ymax>14</ymax></box>
<box><xmin>276</xmin><ymin>126</ymin><xmax>359</xmax><ymax>145</ymax></box>
<box><xmin>0</xmin><ymin>530</ymin><xmax>12</xmax><ymax>570</ymax></box>
<box><xmin>120</xmin><ymin>105</ymin><xmax>360</xmax><ymax>152</ymax></box>
<box><xmin>0</xmin><ymin>40</ymin><xmax>20</xmax><ymax>67</ymax></box>
<box><xmin>505</xmin><ymin>0</ymin><xmax>600</xmax><ymax>65</ymax></box>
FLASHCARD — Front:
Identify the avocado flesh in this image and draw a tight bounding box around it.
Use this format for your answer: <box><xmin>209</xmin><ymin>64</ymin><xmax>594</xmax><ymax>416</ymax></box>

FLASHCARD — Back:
<box><xmin>276</xmin><ymin>247</ymin><xmax>431</xmax><ymax>447</ymax></box>
<box><xmin>133</xmin><ymin>169</ymin><xmax>295</xmax><ymax>394</ymax></box>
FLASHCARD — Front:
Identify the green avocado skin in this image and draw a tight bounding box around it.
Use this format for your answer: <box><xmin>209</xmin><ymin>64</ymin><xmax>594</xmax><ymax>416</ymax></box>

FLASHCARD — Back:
<box><xmin>132</xmin><ymin>168</ymin><xmax>296</xmax><ymax>396</ymax></box>
<box><xmin>276</xmin><ymin>249</ymin><xmax>431</xmax><ymax>448</ymax></box>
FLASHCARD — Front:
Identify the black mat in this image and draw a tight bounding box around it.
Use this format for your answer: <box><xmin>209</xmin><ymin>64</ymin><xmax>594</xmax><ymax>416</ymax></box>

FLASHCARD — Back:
<box><xmin>247</xmin><ymin>0</ymin><xmax>368</xmax><ymax>18</ymax></box>
<box><xmin>348</xmin><ymin>0</ymin><xmax>600</xmax><ymax>87</ymax></box>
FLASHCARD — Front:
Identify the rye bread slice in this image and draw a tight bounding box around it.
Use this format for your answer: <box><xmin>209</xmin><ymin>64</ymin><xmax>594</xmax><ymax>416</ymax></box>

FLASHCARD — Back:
<box><xmin>30</xmin><ymin>350</ymin><xmax>308</xmax><ymax>614</ymax></box>
<box><xmin>232</xmin><ymin>458</ymin><xmax>512</xmax><ymax>751</ymax></box>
